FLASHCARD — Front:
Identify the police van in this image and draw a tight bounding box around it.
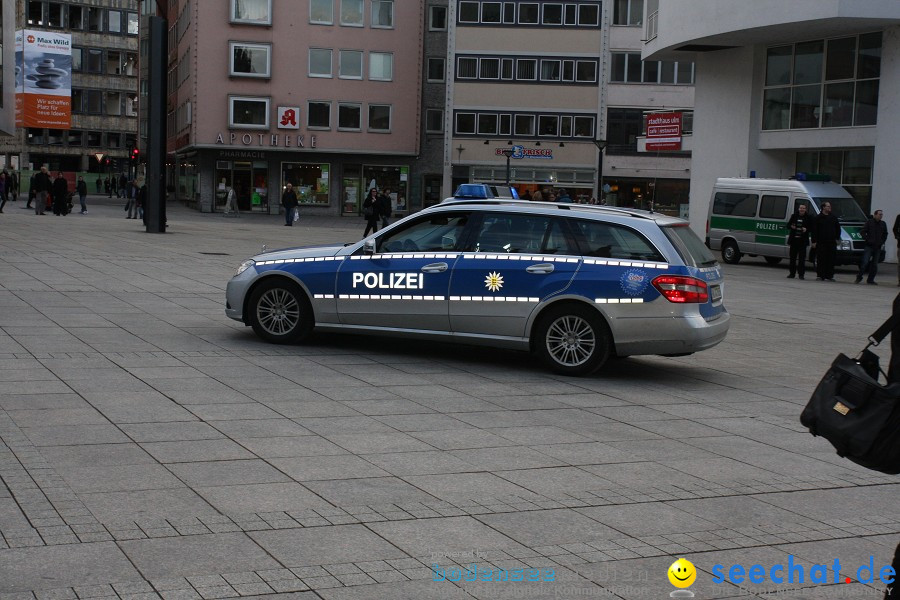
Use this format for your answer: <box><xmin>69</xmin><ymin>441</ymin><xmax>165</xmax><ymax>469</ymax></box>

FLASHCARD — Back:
<box><xmin>226</xmin><ymin>194</ymin><xmax>729</xmax><ymax>376</ymax></box>
<box><xmin>706</xmin><ymin>176</ymin><xmax>867</xmax><ymax>266</ymax></box>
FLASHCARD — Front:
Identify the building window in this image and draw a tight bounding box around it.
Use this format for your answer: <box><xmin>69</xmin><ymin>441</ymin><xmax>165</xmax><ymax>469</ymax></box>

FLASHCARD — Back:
<box><xmin>85</xmin><ymin>90</ymin><xmax>102</xmax><ymax>113</ymax></box>
<box><xmin>573</xmin><ymin>116</ymin><xmax>594</xmax><ymax>137</ymax></box>
<box><xmin>578</xmin><ymin>4</ymin><xmax>599</xmax><ymax>25</ymax></box>
<box><xmin>459</xmin><ymin>1</ymin><xmax>479</xmax><ymax>23</ymax></box>
<box><xmin>369</xmin><ymin>52</ymin><xmax>393</xmax><ymax>81</ymax></box>
<box><xmin>516</xmin><ymin>59</ymin><xmax>537</xmax><ymax>80</ymax></box>
<box><xmin>309</xmin><ymin>48</ymin><xmax>333</xmax><ymax>77</ymax></box>
<box><xmin>310</xmin><ymin>0</ymin><xmax>333</xmax><ymax>24</ymax></box>
<box><xmin>68</xmin><ymin>130</ymin><xmax>83</xmax><ymax>146</ymax></box>
<box><xmin>230</xmin><ymin>42</ymin><xmax>272</xmax><ymax>78</ymax></box>
<box><xmin>86</xmin><ymin>49</ymin><xmax>103</xmax><ymax>74</ymax></box>
<box><xmin>455</xmin><ymin>112</ymin><xmax>476</xmax><ymax>134</ymax></box>
<box><xmin>607</xmin><ymin>107</ymin><xmax>643</xmax><ymax>153</ymax></box>
<box><xmin>477</xmin><ymin>113</ymin><xmax>498</xmax><ymax>135</ymax></box>
<box><xmin>46</xmin><ymin>3</ymin><xmax>64</xmax><ymax>27</ymax></box>
<box><xmin>69</xmin><ymin>5</ymin><xmax>84</xmax><ymax>29</ymax></box>
<box><xmin>613</xmin><ymin>0</ymin><xmax>643</xmax><ymax>25</ymax></box>
<box><xmin>542</xmin><ymin>3</ymin><xmax>562</xmax><ymax>25</ymax></box>
<box><xmin>457</xmin><ymin>57</ymin><xmax>477</xmax><ymax>79</ymax></box>
<box><xmin>127</xmin><ymin>12</ymin><xmax>139</xmax><ymax>34</ymax></box>
<box><xmin>796</xmin><ymin>148</ymin><xmax>874</xmax><ymax>213</ymax></box>
<box><xmin>481</xmin><ymin>2</ymin><xmax>501</xmax><ymax>23</ymax></box>
<box><xmin>72</xmin><ymin>48</ymin><xmax>83</xmax><ymax>72</ymax></box>
<box><xmin>338</xmin><ymin>103</ymin><xmax>362</xmax><ymax>129</ymax></box>
<box><xmin>480</xmin><ymin>58</ymin><xmax>500</xmax><ymax>79</ymax></box>
<box><xmin>232</xmin><ymin>0</ymin><xmax>272</xmax><ymax>24</ymax></box>
<box><xmin>72</xmin><ymin>89</ymin><xmax>84</xmax><ymax>113</ymax></box>
<box><xmin>308</xmin><ymin>101</ymin><xmax>331</xmax><ymax>128</ymax></box>
<box><xmin>372</xmin><ymin>0</ymin><xmax>393</xmax><ymax>27</ymax></box>
<box><xmin>27</xmin><ymin>2</ymin><xmax>44</xmax><ymax>26</ymax></box>
<box><xmin>339</xmin><ymin>50</ymin><xmax>363</xmax><ymax>78</ymax></box>
<box><xmin>429</xmin><ymin>6</ymin><xmax>447</xmax><ymax>30</ymax></box>
<box><xmin>425</xmin><ymin>109</ymin><xmax>444</xmax><ymax>133</ymax></box>
<box><xmin>611</xmin><ymin>52</ymin><xmax>694</xmax><ymax>84</ymax></box>
<box><xmin>87</xmin><ymin>131</ymin><xmax>102</xmax><ymax>147</ymax></box>
<box><xmin>540</xmin><ymin>59</ymin><xmax>561</xmax><ymax>81</ymax></box>
<box><xmin>575</xmin><ymin>60</ymin><xmax>597</xmax><ymax>83</ymax></box>
<box><xmin>368</xmin><ymin>104</ymin><xmax>391</xmax><ymax>131</ymax></box>
<box><xmin>229</xmin><ymin>96</ymin><xmax>270</xmax><ymax>129</ymax></box>
<box><xmin>518</xmin><ymin>3</ymin><xmax>539</xmax><ymax>23</ymax></box>
<box><xmin>341</xmin><ymin>0</ymin><xmax>364</xmax><ymax>26</ymax></box>
<box><xmin>763</xmin><ymin>32</ymin><xmax>881</xmax><ymax>131</ymax></box>
<box><xmin>514</xmin><ymin>114</ymin><xmax>534</xmax><ymax>136</ymax></box>
<box><xmin>106</xmin><ymin>92</ymin><xmax>122</xmax><ymax>116</ymax></box>
<box><xmin>108</xmin><ymin>10</ymin><xmax>122</xmax><ymax>33</ymax></box>
<box><xmin>427</xmin><ymin>58</ymin><xmax>445</xmax><ymax>82</ymax></box>
<box><xmin>501</xmin><ymin>58</ymin><xmax>514</xmax><ymax>80</ymax></box>
<box><xmin>87</xmin><ymin>7</ymin><xmax>103</xmax><ymax>31</ymax></box>
<box><xmin>538</xmin><ymin>115</ymin><xmax>559</xmax><ymax>136</ymax></box>
<box><xmin>106</xmin><ymin>132</ymin><xmax>121</xmax><ymax>148</ymax></box>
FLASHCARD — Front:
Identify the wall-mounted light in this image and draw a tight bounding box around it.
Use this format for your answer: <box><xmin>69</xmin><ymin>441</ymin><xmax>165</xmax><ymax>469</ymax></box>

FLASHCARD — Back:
<box><xmin>559</xmin><ymin>142</ymin><xmax>565</xmax><ymax>148</ymax></box>
<box><xmin>483</xmin><ymin>140</ymin><xmax>489</xmax><ymax>145</ymax></box>
<box><xmin>535</xmin><ymin>141</ymin><xmax>541</xmax><ymax>146</ymax></box>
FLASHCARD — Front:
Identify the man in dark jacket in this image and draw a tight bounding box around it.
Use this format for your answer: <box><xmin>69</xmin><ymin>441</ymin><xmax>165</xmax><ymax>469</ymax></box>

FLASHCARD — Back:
<box><xmin>811</xmin><ymin>201</ymin><xmax>841</xmax><ymax>281</ymax></box>
<box><xmin>32</xmin><ymin>167</ymin><xmax>51</xmax><ymax>215</ymax></box>
<box><xmin>281</xmin><ymin>183</ymin><xmax>299</xmax><ymax>226</ymax></box>
<box><xmin>893</xmin><ymin>214</ymin><xmax>900</xmax><ymax>286</ymax></box>
<box><xmin>76</xmin><ymin>176</ymin><xmax>88</xmax><ymax>214</ymax></box>
<box><xmin>856</xmin><ymin>209</ymin><xmax>888</xmax><ymax>285</ymax></box>
<box><xmin>787</xmin><ymin>203</ymin><xmax>814</xmax><ymax>279</ymax></box>
<box><xmin>377</xmin><ymin>188</ymin><xmax>392</xmax><ymax>228</ymax></box>
<box><xmin>52</xmin><ymin>172</ymin><xmax>69</xmax><ymax>216</ymax></box>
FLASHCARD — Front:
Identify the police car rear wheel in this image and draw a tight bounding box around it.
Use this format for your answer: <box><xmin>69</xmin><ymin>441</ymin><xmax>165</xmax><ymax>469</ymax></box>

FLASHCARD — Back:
<box><xmin>536</xmin><ymin>305</ymin><xmax>611</xmax><ymax>376</ymax></box>
<box><xmin>721</xmin><ymin>240</ymin><xmax>741</xmax><ymax>264</ymax></box>
<box><xmin>249</xmin><ymin>279</ymin><xmax>313</xmax><ymax>344</ymax></box>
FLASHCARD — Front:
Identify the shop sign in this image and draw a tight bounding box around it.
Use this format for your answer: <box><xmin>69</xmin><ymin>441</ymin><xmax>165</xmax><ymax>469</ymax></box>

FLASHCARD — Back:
<box><xmin>218</xmin><ymin>150</ymin><xmax>267</xmax><ymax>159</ymax></box>
<box><xmin>277</xmin><ymin>107</ymin><xmax>300</xmax><ymax>130</ymax></box>
<box><xmin>494</xmin><ymin>145</ymin><xmax>553</xmax><ymax>160</ymax></box>
<box><xmin>645</xmin><ymin>112</ymin><xmax>682</xmax><ymax>151</ymax></box>
<box><xmin>214</xmin><ymin>132</ymin><xmax>317</xmax><ymax>149</ymax></box>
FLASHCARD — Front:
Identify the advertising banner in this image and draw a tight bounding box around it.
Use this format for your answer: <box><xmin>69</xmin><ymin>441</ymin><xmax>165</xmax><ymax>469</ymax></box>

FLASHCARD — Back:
<box><xmin>17</xmin><ymin>29</ymin><xmax>72</xmax><ymax>129</ymax></box>
<box><xmin>645</xmin><ymin>112</ymin><xmax>682</xmax><ymax>151</ymax></box>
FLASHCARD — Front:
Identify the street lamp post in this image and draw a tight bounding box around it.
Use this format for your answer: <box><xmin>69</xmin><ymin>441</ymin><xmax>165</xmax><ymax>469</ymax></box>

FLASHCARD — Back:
<box><xmin>499</xmin><ymin>148</ymin><xmax>515</xmax><ymax>187</ymax></box>
<box><xmin>593</xmin><ymin>139</ymin><xmax>608</xmax><ymax>201</ymax></box>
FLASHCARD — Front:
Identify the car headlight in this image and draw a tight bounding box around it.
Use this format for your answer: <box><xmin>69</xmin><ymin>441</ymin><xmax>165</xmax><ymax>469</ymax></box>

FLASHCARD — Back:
<box><xmin>840</xmin><ymin>240</ymin><xmax>851</xmax><ymax>250</ymax></box>
<box><xmin>236</xmin><ymin>259</ymin><xmax>255</xmax><ymax>276</ymax></box>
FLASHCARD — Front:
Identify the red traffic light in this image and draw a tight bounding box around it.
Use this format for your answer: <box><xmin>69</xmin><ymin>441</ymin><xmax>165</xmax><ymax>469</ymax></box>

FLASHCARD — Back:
<box><xmin>105</xmin><ymin>158</ymin><xmax>111</xmax><ymax>164</ymax></box>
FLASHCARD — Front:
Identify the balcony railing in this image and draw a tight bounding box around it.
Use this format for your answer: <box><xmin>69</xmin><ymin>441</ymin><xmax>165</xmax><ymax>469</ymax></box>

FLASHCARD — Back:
<box><xmin>645</xmin><ymin>10</ymin><xmax>658</xmax><ymax>42</ymax></box>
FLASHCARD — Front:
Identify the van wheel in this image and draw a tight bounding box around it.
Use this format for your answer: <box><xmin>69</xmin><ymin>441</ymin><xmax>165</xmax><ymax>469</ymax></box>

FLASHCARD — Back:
<box><xmin>535</xmin><ymin>305</ymin><xmax>611</xmax><ymax>376</ymax></box>
<box><xmin>764</xmin><ymin>256</ymin><xmax>783</xmax><ymax>266</ymax></box>
<box><xmin>248</xmin><ymin>278</ymin><xmax>313</xmax><ymax>344</ymax></box>
<box><xmin>721</xmin><ymin>240</ymin><xmax>741</xmax><ymax>264</ymax></box>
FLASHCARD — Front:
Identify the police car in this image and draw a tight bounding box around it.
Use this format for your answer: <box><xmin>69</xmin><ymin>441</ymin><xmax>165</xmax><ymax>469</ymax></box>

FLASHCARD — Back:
<box><xmin>226</xmin><ymin>196</ymin><xmax>729</xmax><ymax>376</ymax></box>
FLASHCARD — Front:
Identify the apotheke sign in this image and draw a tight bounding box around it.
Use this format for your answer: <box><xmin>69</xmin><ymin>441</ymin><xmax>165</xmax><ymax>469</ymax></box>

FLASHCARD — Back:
<box><xmin>214</xmin><ymin>132</ymin><xmax>318</xmax><ymax>148</ymax></box>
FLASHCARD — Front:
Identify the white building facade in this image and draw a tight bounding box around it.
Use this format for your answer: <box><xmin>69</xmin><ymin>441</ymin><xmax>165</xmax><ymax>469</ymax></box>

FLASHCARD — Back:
<box><xmin>643</xmin><ymin>0</ymin><xmax>900</xmax><ymax>257</ymax></box>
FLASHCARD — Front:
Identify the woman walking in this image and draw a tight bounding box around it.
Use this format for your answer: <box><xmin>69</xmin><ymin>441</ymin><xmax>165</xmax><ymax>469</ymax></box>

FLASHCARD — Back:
<box><xmin>281</xmin><ymin>183</ymin><xmax>299</xmax><ymax>226</ymax></box>
<box><xmin>362</xmin><ymin>188</ymin><xmax>380</xmax><ymax>237</ymax></box>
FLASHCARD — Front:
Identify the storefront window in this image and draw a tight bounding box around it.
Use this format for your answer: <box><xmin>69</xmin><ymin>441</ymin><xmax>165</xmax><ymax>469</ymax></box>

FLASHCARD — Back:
<box><xmin>282</xmin><ymin>162</ymin><xmax>330</xmax><ymax>205</ymax></box>
<box><xmin>795</xmin><ymin>148</ymin><xmax>874</xmax><ymax>213</ymax></box>
<box><xmin>363</xmin><ymin>165</ymin><xmax>409</xmax><ymax>216</ymax></box>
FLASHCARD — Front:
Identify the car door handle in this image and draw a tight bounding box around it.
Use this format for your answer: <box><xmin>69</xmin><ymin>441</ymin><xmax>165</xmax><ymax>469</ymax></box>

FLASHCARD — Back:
<box><xmin>421</xmin><ymin>262</ymin><xmax>448</xmax><ymax>273</ymax></box>
<box><xmin>526</xmin><ymin>263</ymin><xmax>555</xmax><ymax>274</ymax></box>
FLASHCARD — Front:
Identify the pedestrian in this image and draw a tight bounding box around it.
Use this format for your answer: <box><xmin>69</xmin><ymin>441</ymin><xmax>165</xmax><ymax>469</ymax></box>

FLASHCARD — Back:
<box><xmin>76</xmin><ymin>176</ymin><xmax>88</xmax><ymax>214</ymax></box>
<box><xmin>118</xmin><ymin>173</ymin><xmax>127</xmax><ymax>198</ymax></box>
<box><xmin>0</xmin><ymin>172</ymin><xmax>7</xmax><ymax>213</ymax></box>
<box><xmin>362</xmin><ymin>188</ymin><xmax>380</xmax><ymax>236</ymax></box>
<box><xmin>281</xmin><ymin>182</ymin><xmax>299</xmax><ymax>226</ymax></box>
<box><xmin>32</xmin><ymin>167</ymin><xmax>51</xmax><ymax>215</ymax></box>
<box><xmin>856</xmin><ymin>209</ymin><xmax>888</xmax><ymax>285</ymax></box>
<box><xmin>104</xmin><ymin>176</ymin><xmax>110</xmax><ymax>196</ymax></box>
<box><xmin>377</xmin><ymin>187</ymin><xmax>392</xmax><ymax>229</ymax></box>
<box><xmin>811</xmin><ymin>201</ymin><xmax>840</xmax><ymax>281</ymax></box>
<box><xmin>95</xmin><ymin>175</ymin><xmax>102</xmax><ymax>193</ymax></box>
<box><xmin>532</xmin><ymin>190</ymin><xmax>543</xmax><ymax>202</ymax></box>
<box><xmin>557</xmin><ymin>188</ymin><xmax>573</xmax><ymax>203</ymax></box>
<box><xmin>893</xmin><ymin>213</ymin><xmax>900</xmax><ymax>286</ymax></box>
<box><xmin>546</xmin><ymin>191</ymin><xmax>557</xmax><ymax>203</ymax></box>
<box><xmin>521</xmin><ymin>190</ymin><xmax>532</xmax><ymax>201</ymax></box>
<box><xmin>786</xmin><ymin>203</ymin><xmax>813</xmax><ymax>279</ymax></box>
<box><xmin>884</xmin><ymin>292</ymin><xmax>900</xmax><ymax>600</ymax></box>
<box><xmin>125</xmin><ymin>178</ymin><xmax>134</xmax><ymax>203</ymax></box>
<box><xmin>127</xmin><ymin>181</ymin><xmax>140</xmax><ymax>219</ymax></box>
<box><xmin>138</xmin><ymin>182</ymin><xmax>148</xmax><ymax>226</ymax></box>
<box><xmin>27</xmin><ymin>173</ymin><xmax>36</xmax><ymax>209</ymax></box>
<box><xmin>52</xmin><ymin>172</ymin><xmax>69</xmax><ymax>216</ymax></box>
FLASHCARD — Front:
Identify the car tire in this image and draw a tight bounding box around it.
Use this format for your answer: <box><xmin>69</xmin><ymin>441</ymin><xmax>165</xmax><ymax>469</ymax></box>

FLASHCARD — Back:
<box><xmin>248</xmin><ymin>278</ymin><xmax>313</xmax><ymax>344</ymax></box>
<box><xmin>535</xmin><ymin>304</ymin><xmax>611</xmax><ymax>376</ymax></box>
<box><xmin>764</xmin><ymin>256</ymin><xmax>783</xmax><ymax>265</ymax></box>
<box><xmin>721</xmin><ymin>240</ymin><xmax>742</xmax><ymax>264</ymax></box>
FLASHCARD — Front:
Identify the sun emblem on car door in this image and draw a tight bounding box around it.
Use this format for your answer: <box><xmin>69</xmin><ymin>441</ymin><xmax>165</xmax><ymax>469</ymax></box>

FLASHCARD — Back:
<box><xmin>484</xmin><ymin>271</ymin><xmax>504</xmax><ymax>292</ymax></box>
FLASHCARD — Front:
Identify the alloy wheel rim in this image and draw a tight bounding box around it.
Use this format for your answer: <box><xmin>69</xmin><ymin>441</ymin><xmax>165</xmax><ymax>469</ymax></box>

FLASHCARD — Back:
<box><xmin>546</xmin><ymin>315</ymin><xmax>596</xmax><ymax>367</ymax></box>
<box><xmin>257</xmin><ymin>288</ymin><xmax>301</xmax><ymax>336</ymax></box>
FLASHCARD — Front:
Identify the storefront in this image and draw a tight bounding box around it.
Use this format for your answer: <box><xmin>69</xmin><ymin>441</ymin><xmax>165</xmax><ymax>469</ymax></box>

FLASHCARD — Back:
<box><xmin>602</xmin><ymin>177</ymin><xmax>690</xmax><ymax>216</ymax></box>
<box><xmin>340</xmin><ymin>164</ymin><xmax>410</xmax><ymax>217</ymax></box>
<box><xmin>215</xmin><ymin>155</ymin><xmax>270</xmax><ymax>212</ymax></box>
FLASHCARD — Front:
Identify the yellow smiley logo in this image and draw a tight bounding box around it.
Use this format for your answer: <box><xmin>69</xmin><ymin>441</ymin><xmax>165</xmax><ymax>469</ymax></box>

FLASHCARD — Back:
<box><xmin>668</xmin><ymin>558</ymin><xmax>696</xmax><ymax>588</ymax></box>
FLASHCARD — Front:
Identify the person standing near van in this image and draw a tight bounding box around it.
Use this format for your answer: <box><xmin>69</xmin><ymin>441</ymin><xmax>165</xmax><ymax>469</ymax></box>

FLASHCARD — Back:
<box><xmin>893</xmin><ymin>214</ymin><xmax>900</xmax><ymax>286</ymax></box>
<box><xmin>811</xmin><ymin>201</ymin><xmax>840</xmax><ymax>281</ymax></box>
<box><xmin>787</xmin><ymin>203</ymin><xmax>813</xmax><ymax>279</ymax></box>
<box><xmin>856</xmin><ymin>209</ymin><xmax>887</xmax><ymax>285</ymax></box>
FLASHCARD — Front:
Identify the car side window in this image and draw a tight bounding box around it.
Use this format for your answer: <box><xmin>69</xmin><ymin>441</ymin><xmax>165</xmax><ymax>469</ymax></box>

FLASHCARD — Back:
<box><xmin>468</xmin><ymin>213</ymin><xmax>577</xmax><ymax>254</ymax></box>
<box><xmin>376</xmin><ymin>212</ymin><xmax>470</xmax><ymax>253</ymax></box>
<box><xmin>572</xmin><ymin>220</ymin><xmax>665</xmax><ymax>261</ymax></box>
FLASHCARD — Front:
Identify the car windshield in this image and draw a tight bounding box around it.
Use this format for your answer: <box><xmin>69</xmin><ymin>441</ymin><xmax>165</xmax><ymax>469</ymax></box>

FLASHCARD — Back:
<box><xmin>663</xmin><ymin>224</ymin><xmax>717</xmax><ymax>267</ymax></box>
<box><xmin>811</xmin><ymin>197</ymin><xmax>867</xmax><ymax>222</ymax></box>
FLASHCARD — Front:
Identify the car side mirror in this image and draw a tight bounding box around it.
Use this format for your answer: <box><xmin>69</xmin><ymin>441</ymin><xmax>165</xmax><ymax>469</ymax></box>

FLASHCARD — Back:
<box><xmin>363</xmin><ymin>239</ymin><xmax>376</xmax><ymax>255</ymax></box>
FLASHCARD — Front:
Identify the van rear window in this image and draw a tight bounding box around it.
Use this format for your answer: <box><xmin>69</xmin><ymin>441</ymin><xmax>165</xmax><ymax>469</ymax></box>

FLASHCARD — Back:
<box><xmin>713</xmin><ymin>192</ymin><xmax>758</xmax><ymax>217</ymax></box>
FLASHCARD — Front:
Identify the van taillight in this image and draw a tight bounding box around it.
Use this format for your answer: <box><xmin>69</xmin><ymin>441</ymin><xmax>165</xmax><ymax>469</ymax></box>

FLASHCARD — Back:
<box><xmin>652</xmin><ymin>275</ymin><xmax>709</xmax><ymax>303</ymax></box>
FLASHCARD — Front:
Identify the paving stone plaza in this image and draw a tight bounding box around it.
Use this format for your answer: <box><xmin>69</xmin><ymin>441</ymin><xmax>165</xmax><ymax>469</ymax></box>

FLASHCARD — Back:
<box><xmin>0</xmin><ymin>196</ymin><xmax>898</xmax><ymax>599</ymax></box>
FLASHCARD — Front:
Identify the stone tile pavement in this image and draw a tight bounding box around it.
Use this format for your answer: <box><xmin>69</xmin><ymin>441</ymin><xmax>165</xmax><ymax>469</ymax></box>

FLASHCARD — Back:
<box><xmin>0</xmin><ymin>196</ymin><xmax>899</xmax><ymax>599</ymax></box>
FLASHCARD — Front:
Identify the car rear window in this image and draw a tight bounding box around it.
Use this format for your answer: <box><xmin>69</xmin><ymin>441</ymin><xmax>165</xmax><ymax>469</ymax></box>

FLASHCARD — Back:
<box><xmin>571</xmin><ymin>219</ymin><xmax>665</xmax><ymax>262</ymax></box>
<box><xmin>663</xmin><ymin>224</ymin><xmax>717</xmax><ymax>267</ymax></box>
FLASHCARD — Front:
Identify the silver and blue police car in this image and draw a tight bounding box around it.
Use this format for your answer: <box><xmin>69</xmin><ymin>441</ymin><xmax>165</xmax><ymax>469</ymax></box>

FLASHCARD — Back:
<box><xmin>226</xmin><ymin>192</ymin><xmax>729</xmax><ymax>376</ymax></box>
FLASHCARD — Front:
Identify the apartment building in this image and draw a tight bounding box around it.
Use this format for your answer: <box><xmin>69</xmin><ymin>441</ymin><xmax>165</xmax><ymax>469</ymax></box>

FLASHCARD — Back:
<box><xmin>0</xmin><ymin>0</ymin><xmax>139</xmax><ymax>173</ymax></box>
<box><xmin>169</xmin><ymin>0</ymin><xmax>423</xmax><ymax>217</ymax></box>
<box><xmin>643</xmin><ymin>0</ymin><xmax>900</xmax><ymax>247</ymax></box>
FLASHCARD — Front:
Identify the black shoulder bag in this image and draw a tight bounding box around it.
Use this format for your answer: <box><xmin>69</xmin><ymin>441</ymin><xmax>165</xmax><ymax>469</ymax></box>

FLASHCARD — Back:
<box><xmin>800</xmin><ymin>312</ymin><xmax>900</xmax><ymax>474</ymax></box>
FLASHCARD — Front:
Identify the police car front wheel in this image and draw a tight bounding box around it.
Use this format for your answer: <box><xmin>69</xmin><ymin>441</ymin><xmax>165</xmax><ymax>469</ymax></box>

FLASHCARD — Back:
<box><xmin>535</xmin><ymin>305</ymin><xmax>611</xmax><ymax>376</ymax></box>
<box><xmin>248</xmin><ymin>278</ymin><xmax>313</xmax><ymax>344</ymax></box>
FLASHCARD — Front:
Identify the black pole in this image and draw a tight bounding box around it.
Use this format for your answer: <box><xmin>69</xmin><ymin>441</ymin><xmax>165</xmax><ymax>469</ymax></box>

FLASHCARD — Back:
<box><xmin>145</xmin><ymin>16</ymin><xmax>167</xmax><ymax>233</ymax></box>
<box><xmin>505</xmin><ymin>155</ymin><xmax>510</xmax><ymax>187</ymax></box>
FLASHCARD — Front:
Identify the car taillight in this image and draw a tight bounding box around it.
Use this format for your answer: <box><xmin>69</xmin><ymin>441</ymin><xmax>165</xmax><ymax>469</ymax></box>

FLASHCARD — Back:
<box><xmin>652</xmin><ymin>275</ymin><xmax>709</xmax><ymax>303</ymax></box>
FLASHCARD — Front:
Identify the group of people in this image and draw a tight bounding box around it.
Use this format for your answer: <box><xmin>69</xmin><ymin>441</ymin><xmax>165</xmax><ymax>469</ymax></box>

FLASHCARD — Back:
<box><xmin>787</xmin><ymin>202</ymin><xmax>891</xmax><ymax>284</ymax></box>
<box><xmin>0</xmin><ymin>169</ymin><xmax>19</xmax><ymax>213</ymax></box>
<box><xmin>361</xmin><ymin>187</ymin><xmax>394</xmax><ymax>236</ymax></box>
<box><xmin>25</xmin><ymin>167</ymin><xmax>86</xmax><ymax>216</ymax></box>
